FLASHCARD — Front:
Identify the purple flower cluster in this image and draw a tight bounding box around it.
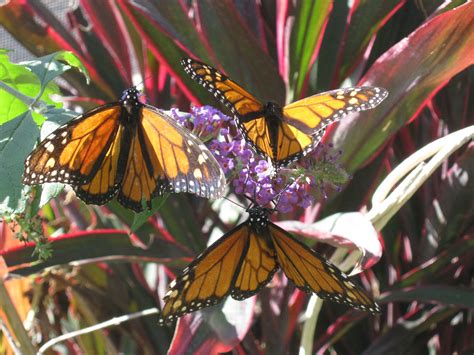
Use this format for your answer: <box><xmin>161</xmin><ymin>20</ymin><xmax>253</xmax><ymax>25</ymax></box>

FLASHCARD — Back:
<box><xmin>170</xmin><ymin>106</ymin><xmax>346</xmax><ymax>213</ymax></box>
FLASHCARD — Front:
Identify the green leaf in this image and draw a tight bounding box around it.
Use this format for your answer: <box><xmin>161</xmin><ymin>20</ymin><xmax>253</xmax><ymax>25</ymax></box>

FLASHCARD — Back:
<box><xmin>22</xmin><ymin>50</ymin><xmax>89</xmax><ymax>99</ymax></box>
<box><xmin>119</xmin><ymin>2</ymin><xmax>214</xmax><ymax>104</ymax></box>
<box><xmin>130</xmin><ymin>194</ymin><xmax>169</xmax><ymax>232</ymax></box>
<box><xmin>0</xmin><ymin>49</ymin><xmax>41</xmax><ymax>124</ymax></box>
<box><xmin>382</xmin><ymin>285</ymin><xmax>474</xmax><ymax>308</ymax></box>
<box><xmin>396</xmin><ymin>236</ymin><xmax>474</xmax><ymax>288</ymax></box>
<box><xmin>0</xmin><ymin>50</ymin><xmax>87</xmax><ymax>127</ymax></box>
<box><xmin>158</xmin><ymin>195</ymin><xmax>209</xmax><ymax>254</ymax></box>
<box><xmin>289</xmin><ymin>0</ymin><xmax>333</xmax><ymax>100</ymax></box>
<box><xmin>3</xmin><ymin>230</ymin><xmax>190</xmax><ymax>276</ymax></box>
<box><xmin>0</xmin><ymin>105</ymin><xmax>78</xmax><ymax>215</ymax></box>
<box><xmin>314</xmin><ymin>1</ymin><xmax>349</xmax><ymax>91</ymax></box>
<box><xmin>0</xmin><ymin>51</ymin><xmax>90</xmax><ymax>214</ymax></box>
<box><xmin>0</xmin><ymin>112</ymin><xmax>39</xmax><ymax>214</ymax></box>
<box><xmin>335</xmin><ymin>0</ymin><xmax>405</xmax><ymax>84</ymax></box>
<box><xmin>418</xmin><ymin>145</ymin><xmax>474</xmax><ymax>260</ymax></box>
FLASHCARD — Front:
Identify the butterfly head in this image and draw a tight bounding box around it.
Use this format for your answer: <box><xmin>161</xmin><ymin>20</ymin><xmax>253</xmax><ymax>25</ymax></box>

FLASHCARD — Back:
<box><xmin>248</xmin><ymin>205</ymin><xmax>271</xmax><ymax>233</ymax></box>
<box><xmin>263</xmin><ymin>101</ymin><xmax>283</xmax><ymax>122</ymax></box>
<box><xmin>120</xmin><ymin>87</ymin><xmax>141</xmax><ymax>115</ymax></box>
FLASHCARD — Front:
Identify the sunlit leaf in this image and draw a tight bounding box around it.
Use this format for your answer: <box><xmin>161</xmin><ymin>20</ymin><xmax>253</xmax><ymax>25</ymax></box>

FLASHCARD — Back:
<box><xmin>332</xmin><ymin>2</ymin><xmax>474</xmax><ymax>171</ymax></box>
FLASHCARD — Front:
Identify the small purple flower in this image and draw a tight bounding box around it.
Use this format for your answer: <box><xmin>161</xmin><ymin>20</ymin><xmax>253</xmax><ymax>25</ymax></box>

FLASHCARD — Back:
<box><xmin>255</xmin><ymin>160</ymin><xmax>272</xmax><ymax>181</ymax></box>
<box><xmin>218</xmin><ymin>157</ymin><xmax>235</xmax><ymax>174</ymax></box>
<box><xmin>255</xmin><ymin>182</ymin><xmax>275</xmax><ymax>206</ymax></box>
<box><xmin>217</xmin><ymin>141</ymin><xmax>235</xmax><ymax>157</ymax></box>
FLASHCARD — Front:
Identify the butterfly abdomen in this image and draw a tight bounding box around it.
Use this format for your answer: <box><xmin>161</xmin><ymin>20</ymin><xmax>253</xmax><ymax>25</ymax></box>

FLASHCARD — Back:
<box><xmin>262</xmin><ymin>102</ymin><xmax>285</xmax><ymax>163</ymax></box>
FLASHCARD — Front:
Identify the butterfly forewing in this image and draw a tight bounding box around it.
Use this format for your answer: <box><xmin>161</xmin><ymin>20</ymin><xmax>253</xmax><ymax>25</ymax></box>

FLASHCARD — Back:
<box><xmin>75</xmin><ymin>124</ymin><xmax>124</xmax><ymax>205</ymax></box>
<box><xmin>268</xmin><ymin>223</ymin><xmax>380</xmax><ymax>314</ymax></box>
<box><xmin>160</xmin><ymin>224</ymin><xmax>250</xmax><ymax>324</ymax></box>
<box><xmin>181</xmin><ymin>58</ymin><xmax>263</xmax><ymax>117</ymax></box>
<box><xmin>23</xmin><ymin>105</ymin><xmax>122</xmax><ymax>186</ymax></box>
<box><xmin>282</xmin><ymin>87</ymin><xmax>389</xmax><ymax>134</ymax></box>
<box><xmin>140</xmin><ymin>106</ymin><xmax>226</xmax><ymax>200</ymax></box>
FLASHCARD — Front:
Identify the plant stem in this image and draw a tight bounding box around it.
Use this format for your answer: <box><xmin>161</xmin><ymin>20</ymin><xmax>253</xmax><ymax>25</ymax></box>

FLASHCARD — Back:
<box><xmin>0</xmin><ymin>81</ymin><xmax>35</xmax><ymax>107</ymax></box>
<box><xmin>0</xmin><ymin>279</ymin><xmax>36</xmax><ymax>354</ymax></box>
<box><xmin>368</xmin><ymin>126</ymin><xmax>474</xmax><ymax>231</ymax></box>
<box><xmin>37</xmin><ymin>307</ymin><xmax>159</xmax><ymax>354</ymax></box>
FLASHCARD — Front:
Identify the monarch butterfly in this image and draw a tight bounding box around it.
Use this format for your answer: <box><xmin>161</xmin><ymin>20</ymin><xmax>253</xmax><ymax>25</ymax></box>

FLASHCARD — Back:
<box><xmin>182</xmin><ymin>58</ymin><xmax>388</xmax><ymax>169</ymax></box>
<box><xmin>22</xmin><ymin>88</ymin><xmax>226</xmax><ymax>212</ymax></box>
<box><xmin>159</xmin><ymin>204</ymin><xmax>380</xmax><ymax>324</ymax></box>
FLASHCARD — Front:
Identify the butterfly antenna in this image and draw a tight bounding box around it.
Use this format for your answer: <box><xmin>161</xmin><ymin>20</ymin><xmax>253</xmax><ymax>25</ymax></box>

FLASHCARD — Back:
<box><xmin>271</xmin><ymin>175</ymin><xmax>303</xmax><ymax>212</ymax></box>
<box><xmin>221</xmin><ymin>195</ymin><xmax>247</xmax><ymax>210</ymax></box>
<box><xmin>133</xmin><ymin>74</ymin><xmax>154</xmax><ymax>92</ymax></box>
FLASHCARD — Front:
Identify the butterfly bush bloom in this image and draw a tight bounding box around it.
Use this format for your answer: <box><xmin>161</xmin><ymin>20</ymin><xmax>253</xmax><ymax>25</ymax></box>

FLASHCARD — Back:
<box><xmin>170</xmin><ymin>106</ymin><xmax>346</xmax><ymax>213</ymax></box>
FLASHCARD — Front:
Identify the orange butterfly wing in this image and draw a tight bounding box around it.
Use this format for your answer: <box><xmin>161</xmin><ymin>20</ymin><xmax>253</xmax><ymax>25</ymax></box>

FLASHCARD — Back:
<box><xmin>23</xmin><ymin>88</ymin><xmax>226</xmax><ymax>212</ymax></box>
<box><xmin>182</xmin><ymin>58</ymin><xmax>263</xmax><ymax>117</ymax></box>
<box><xmin>23</xmin><ymin>104</ymin><xmax>122</xmax><ymax>186</ymax></box>
<box><xmin>116</xmin><ymin>106</ymin><xmax>225</xmax><ymax>211</ymax></box>
<box><xmin>182</xmin><ymin>58</ymin><xmax>388</xmax><ymax>168</ymax></box>
<box><xmin>282</xmin><ymin>87</ymin><xmax>388</xmax><ymax>134</ymax></box>
<box><xmin>160</xmin><ymin>222</ymin><xmax>278</xmax><ymax>324</ymax></box>
<box><xmin>75</xmin><ymin>123</ymin><xmax>125</xmax><ymax>205</ymax></box>
<box><xmin>268</xmin><ymin>223</ymin><xmax>380</xmax><ymax>314</ymax></box>
<box><xmin>182</xmin><ymin>58</ymin><xmax>278</xmax><ymax>161</ymax></box>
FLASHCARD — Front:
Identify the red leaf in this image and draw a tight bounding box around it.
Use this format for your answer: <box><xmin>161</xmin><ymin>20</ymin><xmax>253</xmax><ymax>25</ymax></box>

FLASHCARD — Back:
<box><xmin>330</xmin><ymin>2</ymin><xmax>474</xmax><ymax>172</ymax></box>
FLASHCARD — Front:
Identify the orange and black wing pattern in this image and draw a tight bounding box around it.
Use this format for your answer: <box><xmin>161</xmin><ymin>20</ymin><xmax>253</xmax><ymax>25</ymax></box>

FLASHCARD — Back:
<box><xmin>116</xmin><ymin>105</ymin><xmax>226</xmax><ymax>211</ymax></box>
<box><xmin>182</xmin><ymin>58</ymin><xmax>388</xmax><ymax>168</ymax></box>
<box><xmin>160</xmin><ymin>205</ymin><xmax>379</xmax><ymax>324</ymax></box>
<box><xmin>282</xmin><ymin>86</ymin><xmax>388</xmax><ymax>134</ymax></box>
<box><xmin>23</xmin><ymin>88</ymin><xmax>226</xmax><ymax>212</ymax></box>
<box><xmin>181</xmin><ymin>58</ymin><xmax>277</xmax><ymax>163</ymax></box>
<box><xmin>268</xmin><ymin>222</ymin><xmax>380</xmax><ymax>314</ymax></box>
<box><xmin>23</xmin><ymin>103</ymin><xmax>122</xmax><ymax>187</ymax></box>
<box><xmin>159</xmin><ymin>219</ymin><xmax>278</xmax><ymax>324</ymax></box>
<box><xmin>181</xmin><ymin>58</ymin><xmax>264</xmax><ymax>118</ymax></box>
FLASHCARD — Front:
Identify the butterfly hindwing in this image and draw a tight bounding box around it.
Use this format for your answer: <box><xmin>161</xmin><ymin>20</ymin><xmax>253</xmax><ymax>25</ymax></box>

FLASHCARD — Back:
<box><xmin>268</xmin><ymin>223</ymin><xmax>380</xmax><ymax>314</ymax></box>
<box><xmin>231</xmin><ymin>226</ymin><xmax>278</xmax><ymax>300</ymax></box>
<box><xmin>239</xmin><ymin>115</ymin><xmax>274</xmax><ymax>160</ymax></box>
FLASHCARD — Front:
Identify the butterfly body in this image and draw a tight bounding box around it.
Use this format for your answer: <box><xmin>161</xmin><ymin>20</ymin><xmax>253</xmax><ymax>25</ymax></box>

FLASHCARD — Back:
<box><xmin>160</xmin><ymin>205</ymin><xmax>380</xmax><ymax>324</ymax></box>
<box><xmin>23</xmin><ymin>88</ymin><xmax>226</xmax><ymax>212</ymax></box>
<box><xmin>240</xmin><ymin>101</ymin><xmax>285</xmax><ymax>166</ymax></box>
<box><xmin>182</xmin><ymin>58</ymin><xmax>388</xmax><ymax>169</ymax></box>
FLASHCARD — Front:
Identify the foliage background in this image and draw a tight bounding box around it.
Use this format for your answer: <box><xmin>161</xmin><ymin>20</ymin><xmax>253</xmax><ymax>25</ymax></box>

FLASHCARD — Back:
<box><xmin>0</xmin><ymin>1</ymin><xmax>473</xmax><ymax>354</ymax></box>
